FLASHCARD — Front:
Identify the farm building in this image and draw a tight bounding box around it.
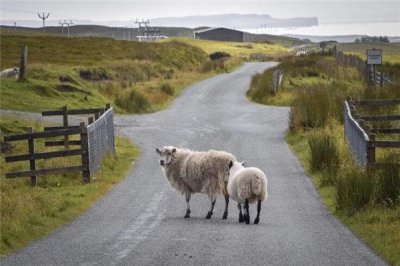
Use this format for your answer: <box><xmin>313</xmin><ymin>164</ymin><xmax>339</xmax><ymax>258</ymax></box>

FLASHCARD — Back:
<box><xmin>194</xmin><ymin>27</ymin><xmax>252</xmax><ymax>42</ymax></box>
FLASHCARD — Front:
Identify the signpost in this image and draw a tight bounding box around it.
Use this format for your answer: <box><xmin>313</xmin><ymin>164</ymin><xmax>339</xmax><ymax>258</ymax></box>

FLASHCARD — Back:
<box><xmin>366</xmin><ymin>48</ymin><xmax>382</xmax><ymax>87</ymax></box>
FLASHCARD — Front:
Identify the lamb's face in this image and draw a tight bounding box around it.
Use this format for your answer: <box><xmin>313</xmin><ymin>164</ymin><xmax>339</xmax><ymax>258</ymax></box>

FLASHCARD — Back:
<box><xmin>228</xmin><ymin>161</ymin><xmax>244</xmax><ymax>177</ymax></box>
<box><xmin>155</xmin><ymin>146</ymin><xmax>177</xmax><ymax>167</ymax></box>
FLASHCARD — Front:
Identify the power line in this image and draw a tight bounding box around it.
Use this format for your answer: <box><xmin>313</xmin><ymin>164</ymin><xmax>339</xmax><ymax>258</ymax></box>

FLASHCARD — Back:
<box><xmin>38</xmin><ymin>12</ymin><xmax>50</xmax><ymax>32</ymax></box>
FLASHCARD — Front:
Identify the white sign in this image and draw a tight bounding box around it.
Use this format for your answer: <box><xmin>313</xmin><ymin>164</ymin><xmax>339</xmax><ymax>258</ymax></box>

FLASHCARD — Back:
<box><xmin>367</xmin><ymin>49</ymin><xmax>382</xmax><ymax>65</ymax></box>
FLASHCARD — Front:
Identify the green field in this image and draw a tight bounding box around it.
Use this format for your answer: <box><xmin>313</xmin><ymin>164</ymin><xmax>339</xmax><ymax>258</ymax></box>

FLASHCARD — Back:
<box><xmin>337</xmin><ymin>42</ymin><xmax>400</xmax><ymax>64</ymax></box>
<box><xmin>166</xmin><ymin>37</ymin><xmax>290</xmax><ymax>58</ymax></box>
<box><xmin>248</xmin><ymin>52</ymin><xmax>400</xmax><ymax>265</ymax></box>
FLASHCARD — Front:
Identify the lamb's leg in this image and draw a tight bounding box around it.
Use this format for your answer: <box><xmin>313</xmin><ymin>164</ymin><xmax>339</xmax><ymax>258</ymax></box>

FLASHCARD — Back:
<box><xmin>184</xmin><ymin>193</ymin><xmax>191</xmax><ymax>218</ymax></box>
<box><xmin>237</xmin><ymin>203</ymin><xmax>244</xmax><ymax>223</ymax></box>
<box><xmin>254</xmin><ymin>199</ymin><xmax>261</xmax><ymax>224</ymax></box>
<box><xmin>244</xmin><ymin>199</ymin><xmax>250</xmax><ymax>224</ymax></box>
<box><xmin>222</xmin><ymin>195</ymin><xmax>229</xmax><ymax>219</ymax></box>
<box><xmin>206</xmin><ymin>200</ymin><xmax>216</xmax><ymax>219</ymax></box>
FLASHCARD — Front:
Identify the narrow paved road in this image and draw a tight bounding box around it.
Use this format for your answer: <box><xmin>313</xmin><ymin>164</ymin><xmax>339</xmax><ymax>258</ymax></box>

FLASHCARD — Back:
<box><xmin>2</xmin><ymin>63</ymin><xmax>386</xmax><ymax>265</ymax></box>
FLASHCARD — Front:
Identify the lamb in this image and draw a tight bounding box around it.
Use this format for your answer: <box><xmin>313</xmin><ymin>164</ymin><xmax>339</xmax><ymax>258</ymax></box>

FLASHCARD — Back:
<box><xmin>155</xmin><ymin>146</ymin><xmax>236</xmax><ymax>219</ymax></box>
<box><xmin>227</xmin><ymin>161</ymin><xmax>268</xmax><ymax>224</ymax></box>
<box><xmin>0</xmin><ymin>67</ymin><xmax>19</xmax><ymax>79</ymax></box>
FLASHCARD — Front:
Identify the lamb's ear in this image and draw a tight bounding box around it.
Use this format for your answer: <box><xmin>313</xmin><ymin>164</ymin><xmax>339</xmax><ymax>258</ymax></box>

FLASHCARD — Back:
<box><xmin>240</xmin><ymin>161</ymin><xmax>246</xmax><ymax>167</ymax></box>
<box><xmin>155</xmin><ymin>148</ymin><xmax>161</xmax><ymax>155</ymax></box>
<box><xmin>229</xmin><ymin>160</ymin><xmax>233</xmax><ymax>169</ymax></box>
<box><xmin>172</xmin><ymin>148</ymin><xmax>177</xmax><ymax>153</ymax></box>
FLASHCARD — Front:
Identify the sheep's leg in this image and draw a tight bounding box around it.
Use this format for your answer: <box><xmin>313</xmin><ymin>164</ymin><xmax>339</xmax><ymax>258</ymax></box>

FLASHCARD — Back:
<box><xmin>184</xmin><ymin>193</ymin><xmax>191</xmax><ymax>218</ymax></box>
<box><xmin>237</xmin><ymin>203</ymin><xmax>244</xmax><ymax>223</ymax></box>
<box><xmin>206</xmin><ymin>200</ymin><xmax>216</xmax><ymax>219</ymax></box>
<box><xmin>222</xmin><ymin>195</ymin><xmax>229</xmax><ymax>219</ymax></box>
<box><xmin>244</xmin><ymin>199</ymin><xmax>250</xmax><ymax>224</ymax></box>
<box><xmin>254</xmin><ymin>199</ymin><xmax>261</xmax><ymax>224</ymax></box>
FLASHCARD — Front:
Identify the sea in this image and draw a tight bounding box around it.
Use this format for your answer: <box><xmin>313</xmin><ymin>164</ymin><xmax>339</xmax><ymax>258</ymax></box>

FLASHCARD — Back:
<box><xmin>242</xmin><ymin>21</ymin><xmax>400</xmax><ymax>38</ymax></box>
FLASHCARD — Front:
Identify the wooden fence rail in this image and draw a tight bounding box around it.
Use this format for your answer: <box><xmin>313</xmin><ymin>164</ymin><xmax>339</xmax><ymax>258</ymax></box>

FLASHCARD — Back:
<box><xmin>3</xmin><ymin>104</ymin><xmax>113</xmax><ymax>186</ymax></box>
<box><xmin>344</xmin><ymin>99</ymin><xmax>400</xmax><ymax>169</ymax></box>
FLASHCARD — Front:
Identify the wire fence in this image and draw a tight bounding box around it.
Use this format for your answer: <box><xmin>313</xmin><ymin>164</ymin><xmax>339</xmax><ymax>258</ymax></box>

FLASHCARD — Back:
<box><xmin>87</xmin><ymin>108</ymin><xmax>115</xmax><ymax>173</ymax></box>
<box><xmin>344</xmin><ymin>101</ymin><xmax>369</xmax><ymax>167</ymax></box>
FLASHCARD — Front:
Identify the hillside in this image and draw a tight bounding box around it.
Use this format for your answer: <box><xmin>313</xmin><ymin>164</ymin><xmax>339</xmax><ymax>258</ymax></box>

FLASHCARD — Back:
<box><xmin>1</xmin><ymin>25</ymin><xmax>305</xmax><ymax>47</ymax></box>
<box><xmin>0</xmin><ymin>32</ymin><xmax>211</xmax><ymax>113</ymax></box>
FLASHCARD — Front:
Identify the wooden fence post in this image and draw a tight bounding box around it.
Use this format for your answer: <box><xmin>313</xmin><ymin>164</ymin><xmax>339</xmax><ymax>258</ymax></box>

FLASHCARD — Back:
<box><xmin>80</xmin><ymin>122</ymin><xmax>90</xmax><ymax>183</ymax></box>
<box><xmin>27</xmin><ymin>127</ymin><xmax>36</xmax><ymax>186</ymax></box>
<box><xmin>19</xmin><ymin>46</ymin><xmax>28</xmax><ymax>81</ymax></box>
<box><xmin>367</xmin><ymin>133</ymin><xmax>376</xmax><ymax>169</ymax></box>
<box><xmin>63</xmin><ymin>106</ymin><xmax>69</xmax><ymax>150</ymax></box>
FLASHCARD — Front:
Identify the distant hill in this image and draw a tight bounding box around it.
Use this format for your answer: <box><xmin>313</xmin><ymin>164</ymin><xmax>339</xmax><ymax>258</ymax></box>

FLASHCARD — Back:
<box><xmin>0</xmin><ymin>25</ymin><xmax>306</xmax><ymax>46</ymax></box>
<box><xmin>285</xmin><ymin>34</ymin><xmax>400</xmax><ymax>43</ymax></box>
<box><xmin>152</xmin><ymin>14</ymin><xmax>318</xmax><ymax>29</ymax></box>
<box><xmin>1</xmin><ymin>13</ymin><xmax>318</xmax><ymax>29</ymax></box>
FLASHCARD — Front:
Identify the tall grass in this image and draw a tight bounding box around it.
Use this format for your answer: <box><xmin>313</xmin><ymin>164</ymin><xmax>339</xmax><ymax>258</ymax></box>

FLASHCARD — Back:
<box><xmin>115</xmin><ymin>89</ymin><xmax>151</xmax><ymax>114</ymax></box>
<box><xmin>377</xmin><ymin>154</ymin><xmax>400</xmax><ymax>205</ymax></box>
<box><xmin>308</xmin><ymin>132</ymin><xmax>340</xmax><ymax>184</ymax></box>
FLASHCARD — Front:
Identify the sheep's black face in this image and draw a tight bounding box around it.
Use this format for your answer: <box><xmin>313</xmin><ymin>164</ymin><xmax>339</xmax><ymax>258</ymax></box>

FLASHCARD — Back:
<box><xmin>155</xmin><ymin>146</ymin><xmax>177</xmax><ymax>167</ymax></box>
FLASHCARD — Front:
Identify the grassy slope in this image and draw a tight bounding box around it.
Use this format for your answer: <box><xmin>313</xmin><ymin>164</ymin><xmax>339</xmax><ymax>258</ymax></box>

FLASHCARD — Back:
<box><xmin>0</xmin><ymin>116</ymin><xmax>140</xmax><ymax>256</ymax></box>
<box><xmin>247</xmin><ymin>51</ymin><xmax>400</xmax><ymax>264</ymax></box>
<box><xmin>165</xmin><ymin>37</ymin><xmax>290</xmax><ymax>58</ymax></box>
<box><xmin>286</xmin><ymin>130</ymin><xmax>400</xmax><ymax>266</ymax></box>
<box><xmin>338</xmin><ymin>43</ymin><xmax>400</xmax><ymax>64</ymax></box>
<box><xmin>0</xmin><ymin>32</ymin><xmax>210</xmax><ymax>113</ymax></box>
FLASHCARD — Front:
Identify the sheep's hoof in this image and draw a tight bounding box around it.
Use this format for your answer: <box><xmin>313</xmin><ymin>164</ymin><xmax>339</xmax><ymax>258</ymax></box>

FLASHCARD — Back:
<box><xmin>238</xmin><ymin>214</ymin><xmax>244</xmax><ymax>223</ymax></box>
<box><xmin>222</xmin><ymin>212</ymin><xmax>228</xmax><ymax>220</ymax></box>
<box><xmin>206</xmin><ymin>212</ymin><xmax>213</xmax><ymax>219</ymax></box>
<box><xmin>184</xmin><ymin>209</ymin><xmax>191</xmax><ymax>218</ymax></box>
<box><xmin>254</xmin><ymin>217</ymin><xmax>260</xmax><ymax>224</ymax></box>
<box><xmin>244</xmin><ymin>215</ymin><xmax>250</xmax><ymax>224</ymax></box>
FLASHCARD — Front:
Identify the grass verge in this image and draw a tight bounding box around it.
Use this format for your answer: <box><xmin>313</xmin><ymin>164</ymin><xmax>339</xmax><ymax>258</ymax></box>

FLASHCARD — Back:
<box><xmin>0</xmin><ymin>116</ymin><xmax>139</xmax><ymax>256</ymax></box>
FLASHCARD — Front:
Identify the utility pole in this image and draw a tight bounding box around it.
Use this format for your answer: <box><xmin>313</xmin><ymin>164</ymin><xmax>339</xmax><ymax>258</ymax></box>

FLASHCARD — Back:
<box><xmin>59</xmin><ymin>20</ymin><xmax>66</xmax><ymax>35</ymax></box>
<box><xmin>14</xmin><ymin>22</ymin><xmax>17</xmax><ymax>31</ymax></box>
<box><xmin>64</xmin><ymin>20</ymin><xmax>73</xmax><ymax>37</ymax></box>
<box><xmin>38</xmin><ymin>12</ymin><xmax>50</xmax><ymax>32</ymax></box>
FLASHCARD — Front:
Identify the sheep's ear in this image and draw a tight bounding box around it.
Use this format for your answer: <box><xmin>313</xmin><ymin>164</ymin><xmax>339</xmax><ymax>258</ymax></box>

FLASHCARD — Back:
<box><xmin>172</xmin><ymin>148</ymin><xmax>177</xmax><ymax>153</ymax></box>
<box><xmin>240</xmin><ymin>161</ymin><xmax>246</xmax><ymax>167</ymax></box>
<box><xmin>155</xmin><ymin>148</ymin><xmax>161</xmax><ymax>154</ymax></box>
<box><xmin>229</xmin><ymin>160</ymin><xmax>233</xmax><ymax>169</ymax></box>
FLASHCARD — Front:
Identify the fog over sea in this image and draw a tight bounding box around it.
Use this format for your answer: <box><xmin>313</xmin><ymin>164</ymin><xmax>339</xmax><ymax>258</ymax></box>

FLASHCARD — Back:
<box><xmin>243</xmin><ymin>21</ymin><xmax>400</xmax><ymax>37</ymax></box>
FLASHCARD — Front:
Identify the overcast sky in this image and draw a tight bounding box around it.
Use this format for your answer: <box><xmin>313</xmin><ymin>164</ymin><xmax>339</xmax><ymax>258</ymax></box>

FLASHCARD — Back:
<box><xmin>1</xmin><ymin>0</ymin><xmax>399</xmax><ymax>24</ymax></box>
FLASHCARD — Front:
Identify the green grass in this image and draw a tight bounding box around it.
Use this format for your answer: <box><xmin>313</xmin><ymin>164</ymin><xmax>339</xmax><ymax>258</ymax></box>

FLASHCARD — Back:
<box><xmin>337</xmin><ymin>43</ymin><xmax>400</xmax><ymax>64</ymax></box>
<box><xmin>165</xmin><ymin>37</ymin><xmax>290</xmax><ymax>58</ymax></box>
<box><xmin>0</xmin><ymin>32</ymin><xmax>214</xmax><ymax>114</ymax></box>
<box><xmin>286</xmin><ymin>128</ymin><xmax>400</xmax><ymax>266</ymax></box>
<box><xmin>0</xmin><ymin>116</ymin><xmax>139</xmax><ymax>256</ymax></box>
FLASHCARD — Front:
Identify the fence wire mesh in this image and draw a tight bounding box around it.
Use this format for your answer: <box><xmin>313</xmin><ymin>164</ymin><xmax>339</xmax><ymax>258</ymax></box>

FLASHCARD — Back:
<box><xmin>344</xmin><ymin>101</ymin><xmax>369</xmax><ymax>167</ymax></box>
<box><xmin>87</xmin><ymin>108</ymin><xmax>115</xmax><ymax>173</ymax></box>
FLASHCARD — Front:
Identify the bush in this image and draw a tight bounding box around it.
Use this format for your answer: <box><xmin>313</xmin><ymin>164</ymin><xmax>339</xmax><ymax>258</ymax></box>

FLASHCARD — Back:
<box><xmin>290</xmin><ymin>86</ymin><xmax>332</xmax><ymax>129</ymax></box>
<box><xmin>115</xmin><ymin>89</ymin><xmax>150</xmax><ymax>113</ymax></box>
<box><xmin>160</xmin><ymin>83</ymin><xmax>174</xmax><ymax>95</ymax></box>
<box><xmin>335</xmin><ymin>165</ymin><xmax>375</xmax><ymax>214</ymax></box>
<box><xmin>308</xmin><ymin>132</ymin><xmax>340</xmax><ymax>175</ymax></box>
<box><xmin>377</xmin><ymin>154</ymin><xmax>400</xmax><ymax>205</ymax></box>
<box><xmin>209</xmin><ymin>51</ymin><xmax>231</xmax><ymax>61</ymax></box>
<box><xmin>79</xmin><ymin>67</ymin><xmax>111</xmax><ymax>81</ymax></box>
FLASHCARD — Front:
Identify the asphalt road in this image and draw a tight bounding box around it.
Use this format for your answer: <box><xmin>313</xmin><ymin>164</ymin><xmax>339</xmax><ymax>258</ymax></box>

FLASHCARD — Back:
<box><xmin>1</xmin><ymin>62</ymin><xmax>386</xmax><ymax>266</ymax></box>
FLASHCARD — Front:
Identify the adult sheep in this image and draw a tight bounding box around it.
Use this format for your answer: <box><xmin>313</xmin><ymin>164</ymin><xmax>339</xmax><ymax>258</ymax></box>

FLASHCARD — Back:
<box><xmin>227</xmin><ymin>161</ymin><xmax>268</xmax><ymax>224</ymax></box>
<box><xmin>156</xmin><ymin>146</ymin><xmax>236</xmax><ymax>219</ymax></box>
<box><xmin>0</xmin><ymin>67</ymin><xmax>19</xmax><ymax>79</ymax></box>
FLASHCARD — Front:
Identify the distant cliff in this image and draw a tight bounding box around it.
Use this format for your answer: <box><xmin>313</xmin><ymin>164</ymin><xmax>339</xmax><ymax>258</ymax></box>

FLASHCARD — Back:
<box><xmin>152</xmin><ymin>14</ymin><xmax>318</xmax><ymax>29</ymax></box>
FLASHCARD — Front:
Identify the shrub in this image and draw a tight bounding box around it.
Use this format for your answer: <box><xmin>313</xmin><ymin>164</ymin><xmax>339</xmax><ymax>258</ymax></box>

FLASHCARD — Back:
<box><xmin>115</xmin><ymin>89</ymin><xmax>150</xmax><ymax>113</ymax></box>
<box><xmin>335</xmin><ymin>165</ymin><xmax>375</xmax><ymax>214</ymax></box>
<box><xmin>377</xmin><ymin>154</ymin><xmax>400</xmax><ymax>205</ymax></box>
<box><xmin>160</xmin><ymin>83</ymin><xmax>174</xmax><ymax>96</ymax></box>
<box><xmin>290</xmin><ymin>86</ymin><xmax>332</xmax><ymax>129</ymax></box>
<box><xmin>79</xmin><ymin>67</ymin><xmax>111</xmax><ymax>81</ymax></box>
<box><xmin>308</xmin><ymin>132</ymin><xmax>340</xmax><ymax>174</ymax></box>
<box><xmin>209</xmin><ymin>51</ymin><xmax>231</xmax><ymax>61</ymax></box>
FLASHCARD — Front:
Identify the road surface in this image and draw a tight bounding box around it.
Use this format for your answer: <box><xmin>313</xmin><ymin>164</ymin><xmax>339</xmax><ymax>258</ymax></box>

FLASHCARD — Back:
<box><xmin>1</xmin><ymin>62</ymin><xmax>386</xmax><ymax>266</ymax></box>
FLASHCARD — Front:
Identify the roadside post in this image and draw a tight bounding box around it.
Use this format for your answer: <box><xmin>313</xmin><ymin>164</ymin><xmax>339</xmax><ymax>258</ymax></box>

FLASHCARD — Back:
<box><xmin>366</xmin><ymin>48</ymin><xmax>382</xmax><ymax>88</ymax></box>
